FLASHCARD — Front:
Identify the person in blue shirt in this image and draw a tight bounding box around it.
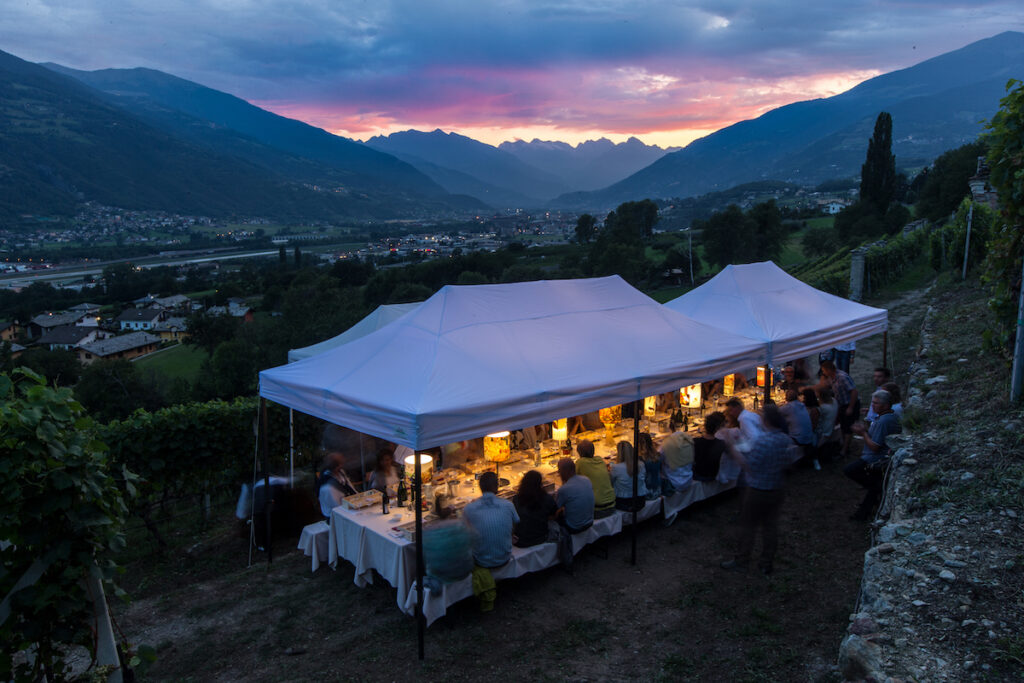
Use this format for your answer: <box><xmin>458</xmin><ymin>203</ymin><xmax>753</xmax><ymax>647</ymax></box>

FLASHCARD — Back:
<box><xmin>721</xmin><ymin>405</ymin><xmax>798</xmax><ymax>576</ymax></box>
<box><xmin>462</xmin><ymin>471</ymin><xmax>519</xmax><ymax>568</ymax></box>
<box><xmin>846</xmin><ymin>390</ymin><xmax>902</xmax><ymax>520</ymax></box>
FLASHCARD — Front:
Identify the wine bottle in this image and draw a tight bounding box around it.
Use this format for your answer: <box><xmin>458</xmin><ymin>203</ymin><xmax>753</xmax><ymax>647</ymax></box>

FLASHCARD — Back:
<box><xmin>381</xmin><ymin>489</ymin><xmax>389</xmax><ymax>514</ymax></box>
<box><xmin>397</xmin><ymin>476</ymin><xmax>407</xmax><ymax>508</ymax></box>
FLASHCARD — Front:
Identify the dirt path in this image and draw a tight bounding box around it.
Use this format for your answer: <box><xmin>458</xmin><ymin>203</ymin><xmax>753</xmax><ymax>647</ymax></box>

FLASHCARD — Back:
<box><xmin>111</xmin><ymin>287</ymin><xmax>935</xmax><ymax>682</ymax></box>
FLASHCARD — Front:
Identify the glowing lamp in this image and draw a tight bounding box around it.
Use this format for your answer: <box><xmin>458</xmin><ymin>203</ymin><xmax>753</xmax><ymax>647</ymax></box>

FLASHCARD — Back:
<box><xmin>680</xmin><ymin>383</ymin><xmax>702</xmax><ymax>409</ymax></box>
<box><xmin>598</xmin><ymin>404</ymin><xmax>622</xmax><ymax>429</ymax></box>
<box><xmin>484</xmin><ymin>431</ymin><xmax>511</xmax><ymax>462</ymax></box>
<box><xmin>484</xmin><ymin>431</ymin><xmax>511</xmax><ymax>479</ymax></box>
<box><xmin>643</xmin><ymin>396</ymin><xmax>657</xmax><ymax>417</ymax></box>
<box><xmin>756</xmin><ymin>367</ymin><xmax>773</xmax><ymax>387</ymax></box>
<box><xmin>723</xmin><ymin>373</ymin><xmax>735</xmax><ymax>397</ymax></box>
<box><xmin>551</xmin><ymin>418</ymin><xmax>568</xmax><ymax>442</ymax></box>
<box><xmin>403</xmin><ymin>453</ymin><xmax>433</xmax><ymax>481</ymax></box>
<box><xmin>598</xmin><ymin>404</ymin><xmax>622</xmax><ymax>443</ymax></box>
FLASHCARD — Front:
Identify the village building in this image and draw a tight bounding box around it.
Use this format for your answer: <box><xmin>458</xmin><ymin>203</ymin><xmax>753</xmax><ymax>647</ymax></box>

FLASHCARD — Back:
<box><xmin>35</xmin><ymin>325</ymin><xmax>109</xmax><ymax>351</ymax></box>
<box><xmin>116</xmin><ymin>307</ymin><xmax>165</xmax><ymax>331</ymax></box>
<box><xmin>27</xmin><ymin>311</ymin><xmax>85</xmax><ymax>339</ymax></box>
<box><xmin>0</xmin><ymin>321</ymin><xmax>22</xmax><ymax>342</ymax></box>
<box><xmin>77</xmin><ymin>331</ymin><xmax>161</xmax><ymax>365</ymax></box>
<box><xmin>153</xmin><ymin>316</ymin><xmax>190</xmax><ymax>342</ymax></box>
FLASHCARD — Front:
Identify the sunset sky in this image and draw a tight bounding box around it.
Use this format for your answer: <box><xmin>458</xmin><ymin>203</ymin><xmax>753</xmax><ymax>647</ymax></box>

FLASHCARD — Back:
<box><xmin>3</xmin><ymin>1</ymin><xmax>1022</xmax><ymax>148</ymax></box>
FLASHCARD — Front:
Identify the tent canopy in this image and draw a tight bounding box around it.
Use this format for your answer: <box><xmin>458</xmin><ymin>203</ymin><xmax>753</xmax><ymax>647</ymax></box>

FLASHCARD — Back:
<box><xmin>287</xmin><ymin>303</ymin><xmax>420</xmax><ymax>363</ymax></box>
<box><xmin>663</xmin><ymin>261</ymin><xmax>887</xmax><ymax>364</ymax></box>
<box><xmin>259</xmin><ymin>276</ymin><xmax>764</xmax><ymax>449</ymax></box>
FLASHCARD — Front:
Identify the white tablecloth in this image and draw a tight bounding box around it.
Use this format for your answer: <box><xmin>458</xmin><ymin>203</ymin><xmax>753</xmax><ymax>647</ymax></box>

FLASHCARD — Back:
<box><xmin>297</xmin><ymin>520</ymin><xmax>330</xmax><ymax>572</ymax></box>
<box><xmin>329</xmin><ymin>504</ymin><xmax>419</xmax><ymax>608</ymax></box>
<box><xmin>401</xmin><ymin>511</ymin><xmax>623</xmax><ymax>625</ymax></box>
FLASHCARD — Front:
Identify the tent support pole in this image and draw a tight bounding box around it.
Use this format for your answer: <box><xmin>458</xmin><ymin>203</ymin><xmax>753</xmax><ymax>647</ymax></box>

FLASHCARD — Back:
<box><xmin>882</xmin><ymin>331</ymin><xmax>889</xmax><ymax>368</ymax></box>
<box><xmin>631</xmin><ymin>400</ymin><xmax>640</xmax><ymax>566</ymax></box>
<box><xmin>414</xmin><ymin>453</ymin><xmax>425</xmax><ymax>660</ymax></box>
<box><xmin>260</xmin><ymin>398</ymin><xmax>273</xmax><ymax>564</ymax></box>
<box><xmin>288</xmin><ymin>408</ymin><xmax>294</xmax><ymax>487</ymax></box>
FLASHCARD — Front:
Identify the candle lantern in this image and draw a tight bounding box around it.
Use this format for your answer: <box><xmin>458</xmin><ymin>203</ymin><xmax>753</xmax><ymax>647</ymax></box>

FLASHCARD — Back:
<box><xmin>551</xmin><ymin>418</ymin><xmax>568</xmax><ymax>442</ymax></box>
<box><xmin>680</xmin><ymin>383</ymin><xmax>702</xmax><ymax>409</ymax></box>
<box><xmin>403</xmin><ymin>453</ymin><xmax>433</xmax><ymax>481</ymax></box>
<box><xmin>484</xmin><ymin>431</ymin><xmax>511</xmax><ymax>479</ymax></box>
<box><xmin>643</xmin><ymin>396</ymin><xmax>657</xmax><ymax>417</ymax></box>
<box><xmin>756</xmin><ymin>367</ymin><xmax>773</xmax><ymax>387</ymax></box>
<box><xmin>598</xmin><ymin>404</ymin><xmax>622</xmax><ymax>443</ymax></box>
<box><xmin>723</xmin><ymin>373</ymin><xmax>735</xmax><ymax>396</ymax></box>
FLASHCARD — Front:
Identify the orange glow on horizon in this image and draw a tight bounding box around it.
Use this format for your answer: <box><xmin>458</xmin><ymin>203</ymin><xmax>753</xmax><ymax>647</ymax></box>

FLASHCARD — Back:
<box><xmin>251</xmin><ymin>67</ymin><xmax>879</xmax><ymax>149</ymax></box>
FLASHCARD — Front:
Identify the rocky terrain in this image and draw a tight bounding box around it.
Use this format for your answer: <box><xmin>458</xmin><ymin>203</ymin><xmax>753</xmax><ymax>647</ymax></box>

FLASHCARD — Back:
<box><xmin>839</xmin><ymin>279</ymin><xmax>1024</xmax><ymax>682</ymax></box>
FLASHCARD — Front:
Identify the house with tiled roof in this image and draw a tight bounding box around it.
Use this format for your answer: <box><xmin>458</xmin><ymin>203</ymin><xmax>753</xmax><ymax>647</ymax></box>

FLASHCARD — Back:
<box><xmin>28</xmin><ymin>311</ymin><xmax>85</xmax><ymax>339</ymax></box>
<box><xmin>116</xmin><ymin>307</ymin><xmax>164</xmax><ymax>331</ymax></box>
<box><xmin>153</xmin><ymin>316</ymin><xmax>190</xmax><ymax>343</ymax></box>
<box><xmin>0</xmin><ymin>321</ymin><xmax>21</xmax><ymax>342</ymax></box>
<box><xmin>77</xmin><ymin>332</ymin><xmax>161</xmax><ymax>365</ymax></box>
<box><xmin>36</xmin><ymin>325</ymin><xmax>108</xmax><ymax>351</ymax></box>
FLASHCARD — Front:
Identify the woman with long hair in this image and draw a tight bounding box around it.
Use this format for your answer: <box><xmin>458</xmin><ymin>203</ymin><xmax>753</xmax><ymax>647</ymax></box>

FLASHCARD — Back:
<box><xmin>512</xmin><ymin>470</ymin><xmax>558</xmax><ymax>548</ymax></box>
<box><xmin>610</xmin><ymin>441</ymin><xmax>648</xmax><ymax>512</ymax></box>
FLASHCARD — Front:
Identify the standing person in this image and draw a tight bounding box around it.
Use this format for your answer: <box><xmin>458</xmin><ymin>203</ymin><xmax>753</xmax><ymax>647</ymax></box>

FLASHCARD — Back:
<box><xmin>720</xmin><ymin>405</ymin><xmax>797</xmax><ymax>576</ymax></box>
<box><xmin>318</xmin><ymin>451</ymin><xmax>357</xmax><ymax>518</ymax></box>
<box><xmin>846</xmin><ymin>390</ymin><xmax>902</xmax><ymax>521</ymax></box>
<box><xmin>725</xmin><ymin>397</ymin><xmax>764</xmax><ymax>448</ymax></box>
<box><xmin>833</xmin><ymin>340</ymin><xmax>856</xmax><ymax>374</ymax></box>
<box><xmin>574</xmin><ymin>439</ymin><xmax>616</xmax><ymax>518</ymax></box>
<box><xmin>819</xmin><ymin>360</ymin><xmax>859</xmax><ymax>458</ymax></box>
<box><xmin>610</xmin><ymin>441</ymin><xmax>648</xmax><ymax>511</ymax></box>
<box><xmin>512</xmin><ymin>470</ymin><xmax>558</xmax><ymax>548</ymax></box>
<box><xmin>462</xmin><ymin>471</ymin><xmax>519</xmax><ymax>611</ymax></box>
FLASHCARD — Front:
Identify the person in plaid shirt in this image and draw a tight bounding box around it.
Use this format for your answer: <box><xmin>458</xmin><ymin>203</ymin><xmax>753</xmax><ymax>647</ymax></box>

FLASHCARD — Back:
<box><xmin>720</xmin><ymin>405</ymin><xmax>799</xmax><ymax>576</ymax></box>
<box><xmin>819</xmin><ymin>359</ymin><xmax>860</xmax><ymax>457</ymax></box>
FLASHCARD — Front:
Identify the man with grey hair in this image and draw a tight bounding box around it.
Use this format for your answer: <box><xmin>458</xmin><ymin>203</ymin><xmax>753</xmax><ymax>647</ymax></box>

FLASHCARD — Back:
<box><xmin>846</xmin><ymin>389</ymin><xmax>901</xmax><ymax>520</ymax></box>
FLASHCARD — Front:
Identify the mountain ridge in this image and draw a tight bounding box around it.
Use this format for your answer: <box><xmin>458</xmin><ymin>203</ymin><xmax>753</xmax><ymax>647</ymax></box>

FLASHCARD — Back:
<box><xmin>553</xmin><ymin>30</ymin><xmax>1024</xmax><ymax>209</ymax></box>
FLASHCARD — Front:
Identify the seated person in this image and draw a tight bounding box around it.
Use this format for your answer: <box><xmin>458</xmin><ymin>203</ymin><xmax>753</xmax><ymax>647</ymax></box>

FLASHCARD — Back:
<box><xmin>846</xmin><ymin>390</ymin><xmax>902</xmax><ymax>520</ymax></box>
<box><xmin>610</xmin><ymin>441</ymin><xmax>648</xmax><ymax>511</ymax></box>
<box><xmin>422</xmin><ymin>520</ymin><xmax>474</xmax><ymax>586</ymax></box>
<box><xmin>779</xmin><ymin>389</ymin><xmax>815</xmax><ymax>451</ymax></box>
<box><xmin>574</xmin><ymin>439</ymin><xmax>616</xmax><ymax>518</ymax></box>
<box><xmin>779</xmin><ymin>365</ymin><xmax>806</xmax><ymax>393</ymax></box>
<box><xmin>637</xmin><ymin>432</ymin><xmax>662</xmax><ymax>499</ymax></box>
<box><xmin>461</xmin><ymin>471</ymin><xmax>519</xmax><ymax>568</ymax></box>
<box><xmin>367</xmin><ymin>448</ymin><xmax>401</xmax><ymax>495</ymax></box>
<box><xmin>881</xmin><ymin>382</ymin><xmax>904</xmax><ymax>421</ymax></box>
<box><xmin>318</xmin><ymin>451</ymin><xmax>358</xmax><ymax>518</ymax></box>
<box><xmin>512</xmin><ymin>470</ymin><xmax>558</xmax><ymax>548</ymax></box>
<box><xmin>660</xmin><ymin>429</ymin><xmax>695</xmax><ymax>492</ymax></box>
<box><xmin>863</xmin><ymin>367</ymin><xmax>892</xmax><ymax>421</ymax></box>
<box><xmin>555</xmin><ymin>457</ymin><xmax>594</xmax><ymax>534</ymax></box>
<box><xmin>693</xmin><ymin>412</ymin><xmax>727</xmax><ymax>481</ymax></box>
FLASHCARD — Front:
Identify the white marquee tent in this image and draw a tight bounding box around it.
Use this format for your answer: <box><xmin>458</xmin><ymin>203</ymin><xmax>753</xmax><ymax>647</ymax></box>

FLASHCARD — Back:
<box><xmin>287</xmin><ymin>302</ymin><xmax>421</xmax><ymax>363</ymax></box>
<box><xmin>259</xmin><ymin>276</ymin><xmax>765</xmax><ymax>450</ymax></box>
<box><xmin>663</xmin><ymin>261</ymin><xmax>888</xmax><ymax>367</ymax></box>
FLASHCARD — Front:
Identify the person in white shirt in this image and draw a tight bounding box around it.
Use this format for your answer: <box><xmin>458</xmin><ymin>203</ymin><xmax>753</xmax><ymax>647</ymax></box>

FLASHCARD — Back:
<box><xmin>318</xmin><ymin>452</ymin><xmax>357</xmax><ymax>518</ymax></box>
<box><xmin>725</xmin><ymin>397</ymin><xmax>764</xmax><ymax>451</ymax></box>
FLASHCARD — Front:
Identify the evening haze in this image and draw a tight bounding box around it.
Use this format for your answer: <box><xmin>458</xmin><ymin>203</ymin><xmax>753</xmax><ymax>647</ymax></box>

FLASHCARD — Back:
<box><xmin>3</xmin><ymin>1</ymin><xmax>1022</xmax><ymax>147</ymax></box>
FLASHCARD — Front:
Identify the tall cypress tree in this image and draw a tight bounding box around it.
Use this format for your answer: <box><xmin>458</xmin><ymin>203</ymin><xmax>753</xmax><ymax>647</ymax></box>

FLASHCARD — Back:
<box><xmin>860</xmin><ymin>112</ymin><xmax>896</xmax><ymax>214</ymax></box>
